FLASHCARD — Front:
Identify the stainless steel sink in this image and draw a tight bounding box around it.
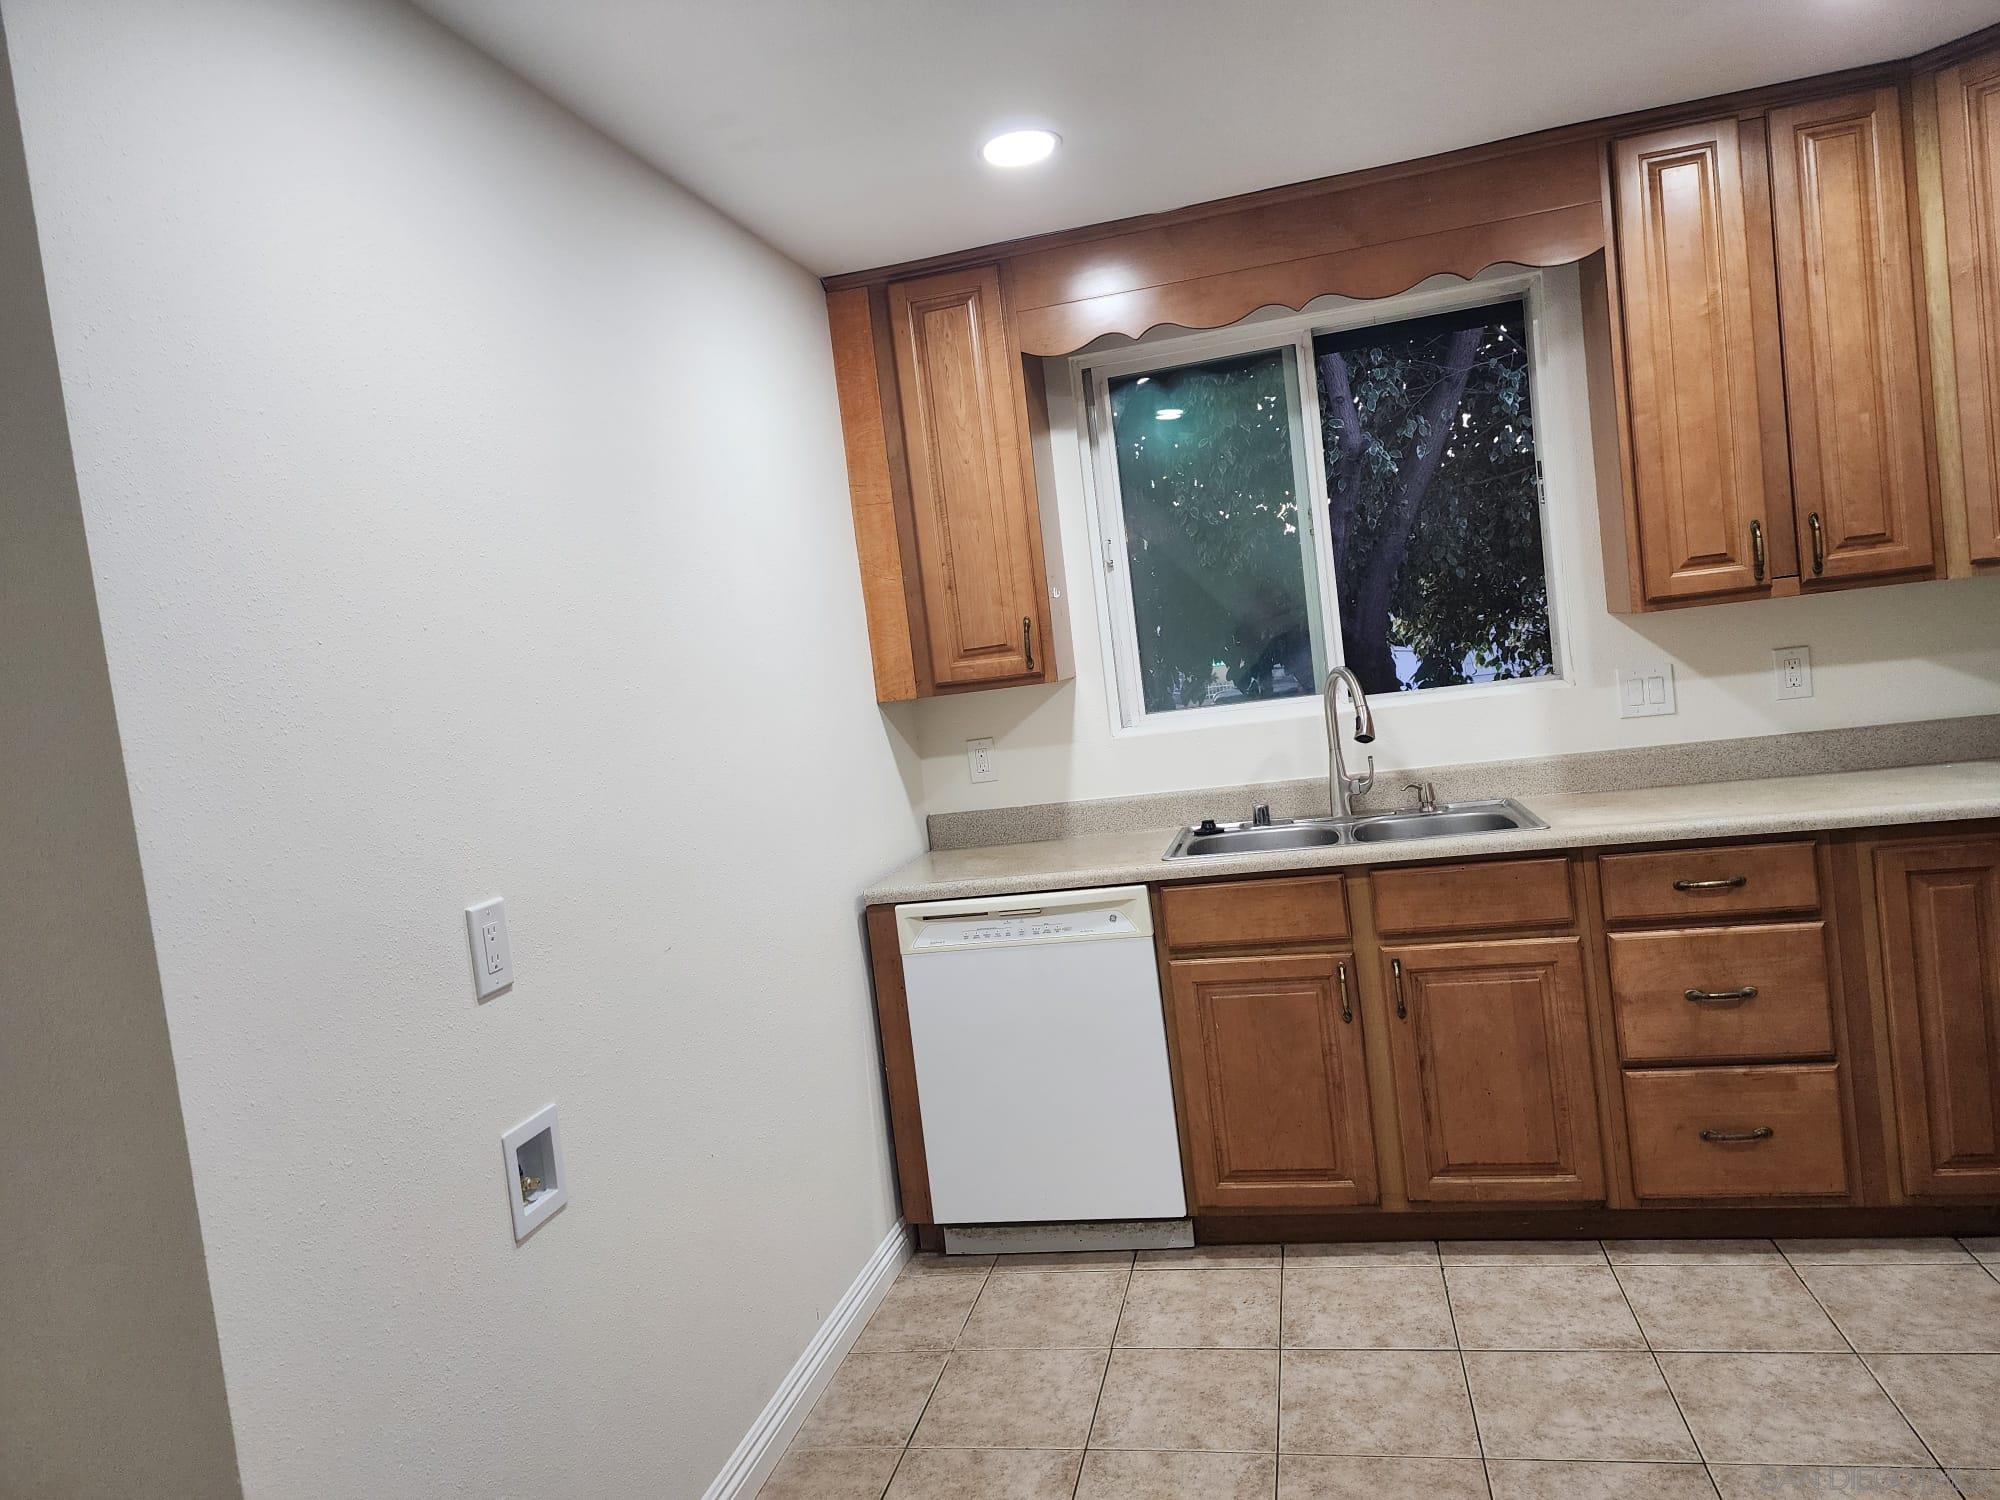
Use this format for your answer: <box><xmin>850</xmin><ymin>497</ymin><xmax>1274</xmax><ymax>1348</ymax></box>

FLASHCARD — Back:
<box><xmin>1347</xmin><ymin>800</ymin><xmax>1546</xmax><ymax>843</ymax></box>
<box><xmin>1164</xmin><ymin>799</ymin><xmax>1544</xmax><ymax>859</ymax></box>
<box><xmin>1164</xmin><ymin>821</ymin><xmax>1346</xmax><ymax>859</ymax></box>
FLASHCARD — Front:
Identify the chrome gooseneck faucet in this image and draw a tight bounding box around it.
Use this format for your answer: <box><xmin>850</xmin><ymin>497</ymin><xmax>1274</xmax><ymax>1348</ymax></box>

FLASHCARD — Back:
<box><xmin>1323</xmin><ymin>665</ymin><xmax>1376</xmax><ymax>818</ymax></box>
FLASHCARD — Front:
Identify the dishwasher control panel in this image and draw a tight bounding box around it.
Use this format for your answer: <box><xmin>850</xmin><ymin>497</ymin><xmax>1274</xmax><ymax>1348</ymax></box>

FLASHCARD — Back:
<box><xmin>902</xmin><ymin>893</ymin><xmax>1148</xmax><ymax>953</ymax></box>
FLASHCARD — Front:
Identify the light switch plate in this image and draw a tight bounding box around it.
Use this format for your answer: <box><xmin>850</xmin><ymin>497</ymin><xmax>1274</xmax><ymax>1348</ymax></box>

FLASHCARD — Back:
<box><xmin>966</xmin><ymin>737</ymin><xmax>998</xmax><ymax>784</ymax></box>
<box><xmin>465</xmin><ymin>897</ymin><xmax>513</xmax><ymax>1000</ymax></box>
<box><xmin>1616</xmin><ymin>663</ymin><xmax>1677</xmax><ymax>718</ymax></box>
<box><xmin>1774</xmin><ymin>645</ymin><xmax>1813</xmax><ymax>700</ymax></box>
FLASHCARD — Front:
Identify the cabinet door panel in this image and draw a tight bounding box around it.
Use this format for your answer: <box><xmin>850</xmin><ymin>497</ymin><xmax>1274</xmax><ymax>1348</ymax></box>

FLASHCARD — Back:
<box><xmin>887</xmin><ymin>265</ymin><xmax>1046</xmax><ymax>686</ymax></box>
<box><xmin>1768</xmin><ymin>88</ymin><xmax>1936</xmax><ymax>583</ymax></box>
<box><xmin>1166</xmin><ymin>953</ymin><xmax>1378</xmax><ymax>1211</ymax></box>
<box><xmin>1874</xmin><ymin>838</ymin><xmax>2000</xmax><ymax>1198</ymax></box>
<box><xmin>1381</xmin><ymin>936</ymin><xmax>1605</xmax><ymax>1203</ymax></box>
<box><xmin>1611</xmin><ymin>119</ymin><xmax>1777</xmax><ymax>602</ymax></box>
<box><xmin>1936</xmin><ymin>47</ymin><xmax>2000</xmax><ymax>566</ymax></box>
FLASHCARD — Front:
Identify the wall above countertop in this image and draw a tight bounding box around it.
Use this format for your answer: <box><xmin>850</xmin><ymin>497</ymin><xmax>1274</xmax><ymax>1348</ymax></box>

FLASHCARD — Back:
<box><xmin>924</xmin><ymin>714</ymin><xmax>2000</xmax><ymax>852</ymax></box>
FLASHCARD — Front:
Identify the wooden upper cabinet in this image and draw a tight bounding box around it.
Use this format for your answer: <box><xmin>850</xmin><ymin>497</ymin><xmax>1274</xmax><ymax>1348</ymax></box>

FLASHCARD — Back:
<box><xmin>1165</xmin><ymin>952</ymin><xmax>1379</xmax><ymax>1211</ymax></box>
<box><xmin>1379</xmin><ymin>936</ymin><xmax>1606</xmax><ymax>1203</ymax></box>
<box><xmin>1611</xmin><ymin>118</ymin><xmax>1780</xmax><ymax>603</ymax></box>
<box><xmin>1933</xmin><ymin>46</ymin><xmax>2000</xmax><ymax>570</ymax></box>
<box><xmin>1873</xmin><ymin>837</ymin><xmax>2000</xmax><ymax>1198</ymax></box>
<box><xmin>1767</xmin><ymin>88</ymin><xmax>1936</xmax><ymax>583</ymax></box>
<box><xmin>886</xmin><ymin>265</ymin><xmax>1051</xmax><ymax>689</ymax></box>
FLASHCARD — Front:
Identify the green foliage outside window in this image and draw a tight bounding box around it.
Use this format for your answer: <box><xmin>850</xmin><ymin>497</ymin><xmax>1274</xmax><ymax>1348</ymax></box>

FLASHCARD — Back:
<box><xmin>1108</xmin><ymin>350</ymin><xmax>1319</xmax><ymax>714</ymax></box>
<box><xmin>1102</xmin><ymin>299</ymin><xmax>1554</xmax><ymax>716</ymax></box>
<box><xmin>1316</xmin><ymin>301</ymin><xmax>1553</xmax><ymax>694</ymax></box>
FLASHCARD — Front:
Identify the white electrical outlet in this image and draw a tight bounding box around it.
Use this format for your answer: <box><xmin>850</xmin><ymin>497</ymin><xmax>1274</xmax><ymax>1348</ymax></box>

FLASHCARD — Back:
<box><xmin>1774</xmin><ymin>645</ymin><xmax>1813</xmax><ymax>700</ymax></box>
<box><xmin>1616</xmin><ymin>663</ymin><xmax>1677</xmax><ymax>718</ymax></box>
<box><xmin>967</xmin><ymin>737</ymin><xmax>998</xmax><ymax>784</ymax></box>
<box><xmin>465</xmin><ymin>897</ymin><xmax>513</xmax><ymax>1000</ymax></box>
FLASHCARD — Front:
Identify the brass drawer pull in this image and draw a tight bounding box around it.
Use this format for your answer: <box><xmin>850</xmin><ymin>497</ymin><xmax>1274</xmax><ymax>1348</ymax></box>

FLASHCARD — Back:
<box><xmin>1673</xmin><ymin>876</ymin><xmax>1747</xmax><ymax>892</ymax></box>
<box><xmin>1391</xmin><ymin>957</ymin><xmax>1407</xmax><ymax>1020</ymax></box>
<box><xmin>1750</xmin><ymin>519</ymin><xmax>1766</xmax><ymax>583</ymax></box>
<box><xmin>1336</xmin><ymin>960</ymin><xmax>1353</xmax><ymax>1025</ymax></box>
<box><xmin>1808</xmin><ymin>511</ymin><xmax>1825</xmax><ymax>576</ymax></box>
<box><xmin>1684</xmin><ymin>985</ymin><xmax>1759</xmax><ymax>1004</ymax></box>
<box><xmin>1700</xmin><ymin>1126</ymin><xmax>1775</xmax><ymax>1144</ymax></box>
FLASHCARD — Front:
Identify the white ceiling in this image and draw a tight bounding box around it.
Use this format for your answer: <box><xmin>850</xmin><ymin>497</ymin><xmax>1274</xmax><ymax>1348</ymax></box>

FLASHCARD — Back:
<box><xmin>415</xmin><ymin>0</ymin><xmax>2000</xmax><ymax>277</ymax></box>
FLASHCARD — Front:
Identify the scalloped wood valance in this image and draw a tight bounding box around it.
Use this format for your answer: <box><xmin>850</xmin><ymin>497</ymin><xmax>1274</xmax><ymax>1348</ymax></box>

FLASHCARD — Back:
<box><xmin>1004</xmin><ymin>136</ymin><xmax>1605</xmax><ymax>354</ymax></box>
<box><xmin>1013</xmin><ymin>203</ymin><xmax>1604</xmax><ymax>353</ymax></box>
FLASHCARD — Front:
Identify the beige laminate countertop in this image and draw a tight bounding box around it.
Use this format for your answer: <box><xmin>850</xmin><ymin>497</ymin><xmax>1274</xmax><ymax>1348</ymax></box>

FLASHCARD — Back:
<box><xmin>863</xmin><ymin>759</ymin><xmax>2000</xmax><ymax>906</ymax></box>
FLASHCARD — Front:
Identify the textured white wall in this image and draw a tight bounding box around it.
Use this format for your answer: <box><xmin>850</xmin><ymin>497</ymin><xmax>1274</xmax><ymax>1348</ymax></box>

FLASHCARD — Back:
<box><xmin>2</xmin><ymin>1</ymin><xmax>925</xmax><ymax>1495</ymax></box>
<box><xmin>905</xmin><ymin>265</ymin><xmax>2000</xmax><ymax>814</ymax></box>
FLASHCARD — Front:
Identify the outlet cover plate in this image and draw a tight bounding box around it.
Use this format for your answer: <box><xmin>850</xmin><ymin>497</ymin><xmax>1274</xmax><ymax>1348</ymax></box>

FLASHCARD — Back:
<box><xmin>1774</xmin><ymin>645</ymin><xmax>1813</xmax><ymax>700</ymax></box>
<box><xmin>465</xmin><ymin>897</ymin><xmax>513</xmax><ymax>1000</ymax></box>
<box><xmin>966</xmin><ymin>737</ymin><xmax>998</xmax><ymax>784</ymax></box>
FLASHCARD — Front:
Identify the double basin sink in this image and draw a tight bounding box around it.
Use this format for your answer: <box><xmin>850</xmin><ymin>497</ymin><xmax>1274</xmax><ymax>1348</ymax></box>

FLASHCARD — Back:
<box><xmin>1163</xmin><ymin>798</ymin><xmax>1546</xmax><ymax>860</ymax></box>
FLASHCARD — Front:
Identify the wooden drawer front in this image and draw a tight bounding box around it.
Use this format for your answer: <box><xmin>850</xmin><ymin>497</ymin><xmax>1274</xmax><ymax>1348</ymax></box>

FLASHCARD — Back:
<box><xmin>1608</xmin><ymin>922</ymin><xmax>1834</xmax><ymax>1064</ymax></box>
<box><xmin>1624</xmin><ymin>1064</ymin><xmax>1848</xmax><ymax>1200</ymax></box>
<box><xmin>1369</xmin><ymin>858</ymin><xmax>1573</xmax><ymax>937</ymax></box>
<box><xmin>1599</xmin><ymin>842</ymin><xmax>1819</xmax><ymax>923</ymax></box>
<box><xmin>1160</xmin><ymin>875</ymin><xmax>1349</xmax><ymax>951</ymax></box>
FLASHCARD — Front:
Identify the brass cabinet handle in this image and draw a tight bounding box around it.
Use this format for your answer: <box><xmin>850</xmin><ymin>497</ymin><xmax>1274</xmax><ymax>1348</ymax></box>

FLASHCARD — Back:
<box><xmin>1808</xmin><ymin>511</ymin><xmax>1825</xmax><ymax>576</ymax></box>
<box><xmin>1023</xmin><ymin>617</ymin><xmax>1035</xmax><ymax>672</ymax></box>
<box><xmin>1750</xmin><ymin>519</ymin><xmax>1766</xmax><ymax>583</ymax></box>
<box><xmin>1673</xmin><ymin>876</ymin><xmax>1747</xmax><ymax>892</ymax></box>
<box><xmin>1336</xmin><ymin>960</ymin><xmax>1353</xmax><ymax>1025</ymax></box>
<box><xmin>1391</xmin><ymin>957</ymin><xmax>1408</xmax><ymax>1021</ymax></box>
<box><xmin>1685</xmin><ymin>985</ymin><xmax>1759</xmax><ymax>1004</ymax></box>
<box><xmin>1700</xmin><ymin>1126</ymin><xmax>1775</xmax><ymax>1144</ymax></box>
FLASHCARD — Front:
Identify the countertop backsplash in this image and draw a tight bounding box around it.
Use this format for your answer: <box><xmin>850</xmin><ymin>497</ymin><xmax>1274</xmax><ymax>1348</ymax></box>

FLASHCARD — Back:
<box><xmin>924</xmin><ymin>714</ymin><xmax>2000</xmax><ymax>852</ymax></box>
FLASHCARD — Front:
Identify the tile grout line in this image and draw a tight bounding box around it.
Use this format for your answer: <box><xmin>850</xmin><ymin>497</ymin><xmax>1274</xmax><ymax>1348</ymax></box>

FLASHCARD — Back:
<box><xmin>1274</xmin><ymin>1247</ymin><xmax>1288</xmax><ymax>1500</ymax></box>
<box><xmin>1963</xmin><ymin>1237</ymin><xmax>2000</xmax><ymax>1287</ymax></box>
<box><xmin>1435</xmin><ymin>1245</ymin><xmax>1496</xmax><ymax>1499</ymax></box>
<box><xmin>1603</xmin><ymin>1244</ymin><xmax>1714</xmax><ymax>1491</ymax></box>
<box><xmin>1066</xmin><ymin>1257</ymin><xmax>1131</xmax><ymax>1499</ymax></box>
<box><xmin>879</xmin><ymin>1262</ymin><xmax>991</xmax><ymax>1494</ymax></box>
<box><xmin>1783</xmin><ymin>1245</ymin><xmax>1949</xmax><ymax>1477</ymax></box>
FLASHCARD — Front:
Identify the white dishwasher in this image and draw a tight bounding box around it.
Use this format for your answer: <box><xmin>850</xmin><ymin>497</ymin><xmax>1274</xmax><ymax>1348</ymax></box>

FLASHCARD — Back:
<box><xmin>895</xmin><ymin>886</ymin><xmax>1186</xmax><ymax>1227</ymax></box>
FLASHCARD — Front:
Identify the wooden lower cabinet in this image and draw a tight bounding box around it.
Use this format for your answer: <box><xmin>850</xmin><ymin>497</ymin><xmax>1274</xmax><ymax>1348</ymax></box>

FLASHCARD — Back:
<box><xmin>869</xmin><ymin>830</ymin><xmax>2000</xmax><ymax>1236</ymax></box>
<box><xmin>1874</xmin><ymin>837</ymin><xmax>2000</xmax><ymax>1198</ymax></box>
<box><xmin>1165</xmin><ymin>952</ymin><xmax>1378</xmax><ymax>1211</ymax></box>
<box><xmin>1379</xmin><ymin>935</ymin><xmax>1606</xmax><ymax>1203</ymax></box>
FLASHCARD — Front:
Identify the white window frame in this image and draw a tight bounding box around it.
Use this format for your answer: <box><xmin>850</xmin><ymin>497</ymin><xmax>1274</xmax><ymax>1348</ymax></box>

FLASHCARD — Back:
<box><xmin>1073</xmin><ymin>270</ymin><xmax>1571</xmax><ymax>735</ymax></box>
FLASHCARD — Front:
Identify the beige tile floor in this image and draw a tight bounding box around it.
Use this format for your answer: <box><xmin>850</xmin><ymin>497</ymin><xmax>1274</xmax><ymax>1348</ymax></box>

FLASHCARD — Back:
<box><xmin>758</xmin><ymin>1237</ymin><xmax>2000</xmax><ymax>1500</ymax></box>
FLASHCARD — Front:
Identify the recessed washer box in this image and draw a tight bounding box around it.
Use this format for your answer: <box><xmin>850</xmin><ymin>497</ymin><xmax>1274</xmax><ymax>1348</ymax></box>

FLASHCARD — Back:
<box><xmin>501</xmin><ymin>1103</ymin><xmax>567</xmax><ymax>1241</ymax></box>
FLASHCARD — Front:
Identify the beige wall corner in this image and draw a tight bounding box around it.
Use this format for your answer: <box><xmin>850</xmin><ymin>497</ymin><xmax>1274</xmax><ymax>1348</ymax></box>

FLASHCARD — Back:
<box><xmin>0</xmin><ymin>12</ymin><xmax>241</xmax><ymax>1497</ymax></box>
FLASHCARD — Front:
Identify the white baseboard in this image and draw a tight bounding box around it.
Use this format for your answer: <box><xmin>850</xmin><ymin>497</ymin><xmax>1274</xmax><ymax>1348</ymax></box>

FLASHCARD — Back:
<box><xmin>701</xmin><ymin>1219</ymin><xmax>911</xmax><ymax>1500</ymax></box>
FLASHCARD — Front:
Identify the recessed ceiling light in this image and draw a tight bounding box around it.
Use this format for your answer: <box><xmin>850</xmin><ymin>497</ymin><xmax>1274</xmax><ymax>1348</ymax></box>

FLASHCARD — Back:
<box><xmin>982</xmin><ymin>129</ymin><xmax>1060</xmax><ymax>168</ymax></box>
<box><xmin>1155</xmin><ymin>408</ymin><xmax>1184</xmax><ymax>421</ymax></box>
